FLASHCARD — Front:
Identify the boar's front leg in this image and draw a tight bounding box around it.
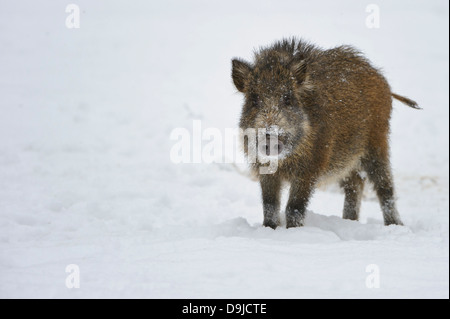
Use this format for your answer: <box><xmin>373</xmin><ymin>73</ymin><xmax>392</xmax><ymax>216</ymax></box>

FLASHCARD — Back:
<box><xmin>285</xmin><ymin>177</ymin><xmax>314</xmax><ymax>228</ymax></box>
<box><xmin>259</xmin><ymin>174</ymin><xmax>281</xmax><ymax>229</ymax></box>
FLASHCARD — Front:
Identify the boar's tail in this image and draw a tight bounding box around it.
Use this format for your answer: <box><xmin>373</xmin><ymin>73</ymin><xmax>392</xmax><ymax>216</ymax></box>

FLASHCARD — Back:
<box><xmin>392</xmin><ymin>93</ymin><xmax>421</xmax><ymax>109</ymax></box>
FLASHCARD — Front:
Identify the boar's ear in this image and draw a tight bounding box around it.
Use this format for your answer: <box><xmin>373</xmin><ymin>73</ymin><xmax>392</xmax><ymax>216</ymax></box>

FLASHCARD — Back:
<box><xmin>232</xmin><ymin>58</ymin><xmax>252</xmax><ymax>93</ymax></box>
<box><xmin>290</xmin><ymin>60</ymin><xmax>307</xmax><ymax>85</ymax></box>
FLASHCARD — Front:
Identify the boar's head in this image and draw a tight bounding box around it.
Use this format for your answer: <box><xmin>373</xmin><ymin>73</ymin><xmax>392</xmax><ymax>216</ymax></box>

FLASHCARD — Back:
<box><xmin>232</xmin><ymin>51</ymin><xmax>312</xmax><ymax>164</ymax></box>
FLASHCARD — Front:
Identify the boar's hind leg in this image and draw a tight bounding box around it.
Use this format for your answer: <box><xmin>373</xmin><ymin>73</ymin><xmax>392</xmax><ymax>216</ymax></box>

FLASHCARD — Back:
<box><xmin>340</xmin><ymin>171</ymin><xmax>365</xmax><ymax>221</ymax></box>
<box><xmin>362</xmin><ymin>154</ymin><xmax>403</xmax><ymax>226</ymax></box>
<box><xmin>285</xmin><ymin>177</ymin><xmax>314</xmax><ymax>228</ymax></box>
<box><xmin>260</xmin><ymin>175</ymin><xmax>282</xmax><ymax>229</ymax></box>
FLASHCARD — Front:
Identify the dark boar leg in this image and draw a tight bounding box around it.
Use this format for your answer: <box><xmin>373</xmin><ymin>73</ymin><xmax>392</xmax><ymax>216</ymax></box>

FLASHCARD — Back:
<box><xmin>340</xmin><ymin>171</ymin><xmax>365</xmax><ymax>221</ymax></box>
<box><xmin>363</xmin><ymin>155</ymin><xmax>403</xmax><ymax>226</ymax></box>
<box><xmin>260</xmin><ymin>174</ymin><xmax>282</xmax><ymax>229</ymax></box>
<box><xmin>285</xmin><ymin>177</ymin><xmax>314</xmax><ymax>228</ymax></box>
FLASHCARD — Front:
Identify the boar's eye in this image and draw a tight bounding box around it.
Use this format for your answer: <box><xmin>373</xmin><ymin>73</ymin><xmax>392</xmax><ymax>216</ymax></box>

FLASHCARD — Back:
<box><xmin>281</xmin><ymin>93</ymin><xmax>292</xmax><ymax>106</ymax></box>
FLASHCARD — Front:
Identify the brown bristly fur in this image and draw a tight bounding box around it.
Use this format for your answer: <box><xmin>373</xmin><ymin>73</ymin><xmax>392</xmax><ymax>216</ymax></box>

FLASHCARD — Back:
<box><xmin>231</xmin><ymin>38</ymin><xmax>419</xmax><ymax>229</ymax></box>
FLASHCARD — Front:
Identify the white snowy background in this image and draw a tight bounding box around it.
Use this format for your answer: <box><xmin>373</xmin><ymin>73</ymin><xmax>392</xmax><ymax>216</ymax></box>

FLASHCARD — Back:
<box><xmin>0</xmin><ymin>0</ymin><xmax>448</xmax><ymax>298</ymax></box>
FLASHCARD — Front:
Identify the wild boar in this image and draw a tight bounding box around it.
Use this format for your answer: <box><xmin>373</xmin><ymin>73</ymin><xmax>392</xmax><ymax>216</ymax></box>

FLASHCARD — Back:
<box><xmin>231</xmin><ymin>38</ymin><xmax>419</xmax><ymax>229</ymax></box>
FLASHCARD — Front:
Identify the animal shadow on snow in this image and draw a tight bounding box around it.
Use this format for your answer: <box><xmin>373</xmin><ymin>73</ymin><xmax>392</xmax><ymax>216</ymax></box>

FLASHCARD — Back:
<box><xmin>211</xmin><ymin>213</ymin><xmax>411</xmax><ymax>243</ymax></box>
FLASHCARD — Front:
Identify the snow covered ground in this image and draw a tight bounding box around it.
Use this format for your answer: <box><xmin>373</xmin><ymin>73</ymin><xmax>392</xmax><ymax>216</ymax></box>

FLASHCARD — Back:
<box><xmin>0</xmin><ymin>0</ymin><xmax>448</xmax><ymax>298</ymax></box>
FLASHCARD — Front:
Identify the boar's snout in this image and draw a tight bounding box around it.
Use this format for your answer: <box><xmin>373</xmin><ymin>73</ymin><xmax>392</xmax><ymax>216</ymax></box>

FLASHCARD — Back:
<box><xmin>259</xmin><ymin>133</ymin><xmax>285</xmax><ymax>157</ymax></box>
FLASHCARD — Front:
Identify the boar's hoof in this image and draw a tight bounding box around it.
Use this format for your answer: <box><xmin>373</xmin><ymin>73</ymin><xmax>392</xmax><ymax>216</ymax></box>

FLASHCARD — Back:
<box><xmin>286</xmin><ymin>209</ymin><xmax>305</xmax><ymax>228</ymax></box>
<box><xmin>263</xmin><ymin>219</ymin><xmax>279</xmax><ymax>229</ymax></box>
<box><xmin>384</xmin><ymin>218</ymin><xmax>404</xmax><ymax>226</ymax></box>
